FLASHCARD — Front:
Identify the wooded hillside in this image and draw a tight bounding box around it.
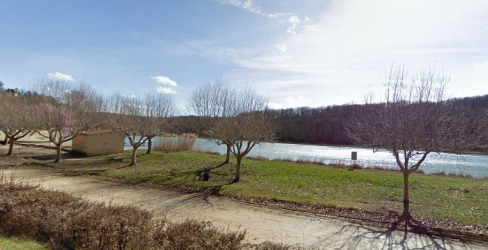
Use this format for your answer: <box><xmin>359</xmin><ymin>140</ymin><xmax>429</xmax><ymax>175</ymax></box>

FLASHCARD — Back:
<box><xmin>169</xmin><ymin>94</ymin><xmax>488</xmax><ymax>146</ymax></box>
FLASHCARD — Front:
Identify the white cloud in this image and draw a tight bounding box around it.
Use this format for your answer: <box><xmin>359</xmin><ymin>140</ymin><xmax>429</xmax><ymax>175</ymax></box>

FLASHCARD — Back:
<box><xmin>206</xmin><ymin>0</ymin><xmax>488</xmax><ymax>107</ymax></box>
<box><xmin>171</xmin><ymin>0</ymin><xmax>488</xmax><ymax>108</ymax></box>
<box><xmin>150</xmin><ymin>76</ymin><xmax>178</xmax><ymax>87</ymax></box>
<box><xmin>128</xmin><ymin>94</ymin><xmax>137</xmax><ymax>99</ymax></box>
<box><xmin>156</xmin><ymin>87</ymin><xmax>177</xmax><ymax>94</ymax></box>
<box><xmin>452</xmin><ymin>62</ymin><xmax>488</xmax><ymax>97</ymax></box>
<box><xmin>151</xmin><ymin>75</ymin><xmax>178</xmax><ymax>94</ymax></box>
<box><xmin>268</xmin><ymin>102</ymin><xmax>285</xmax><ymax>109</ymax></box>
<box><xmin>268</xmin><ymin>95</ymin><xmax>321</xmax><ymax>109</ymax></box>
<box><xmin>215</xmin><ymin>0</ymin><xmax>262</xmax><ymax>15</ymax></box>
<box><xmin>235</xmin><ymin>0</ymin><xmax>488</xmax><ymax>75</ymax></box>
<box><xmin>284</xmin><ymin>96</ymin><xmax>312</xmax><ymax>108</ymax></box>
<box><xmin>286</xmin><ymin>16</ymin><xmax>301</xmax><ymax>34</ymax></box>
<box><xmin>242</xmin><ymin>0</ymin><xmax>261</xmax><ymax>14</ymax></box>
<box><xmin>47</xmin><ymin>72</ymin><xmax>75</xmax><ymax>82</ymax></box>
<box><xmin>268</xmin><ymin>12</ymin><xmax>292</xmax><ymax>18</ymax></box>
<box><xmin>214</xmin><ymin>0</ymin><xmax>308</xmax><ymax>34</ymax></box>
<box><xmin>276</xmin><ymin>43</ymin><xmax>287</xmax><ymax>53</ymax></box>
<box><xmin>470</xmin><ymin>62</ymin><xmax>488</xmax><ymax>82</ymax></box>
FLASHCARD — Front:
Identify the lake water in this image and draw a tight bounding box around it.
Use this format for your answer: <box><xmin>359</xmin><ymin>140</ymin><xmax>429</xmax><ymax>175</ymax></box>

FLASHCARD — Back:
<box><xmin>127</xmin><ymin>138</ymin><xmax>488</xmax><ymax>178</ymax></box>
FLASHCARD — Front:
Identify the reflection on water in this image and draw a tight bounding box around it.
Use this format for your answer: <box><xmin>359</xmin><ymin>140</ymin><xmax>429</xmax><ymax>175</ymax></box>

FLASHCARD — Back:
<box><xmin>127</xmin><ymin>138</ymin><xmax>488</xmax><ymax>178</ymax></box>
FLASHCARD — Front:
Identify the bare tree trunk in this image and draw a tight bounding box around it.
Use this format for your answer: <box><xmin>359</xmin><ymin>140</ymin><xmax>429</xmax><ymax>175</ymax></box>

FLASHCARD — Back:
<box><xmin>402</xmin><ymin>171</ymin><xmax>410</xmax><ymax>218</ymax></box>
<box><xmin>1</xmin><ymin>135</ymin><xmax>7</xmax><ymax>145</ymax></box>
<box><xmin>6</xmin><ymin>138</ymin><xmax>14</xmax><ymax>156</ymax></box>
<box><xmin>146</xmin><ymin>137</ymin><xmax>153</xmax><ymax>154</ymax></box>
<box><xmin>55</xmin><ymin>143</ymin><xmax>62</xmax><ymax>163</ymax></box>
<box><xmin>225</xmin><ymin>144</ymin><xmax>231</xmax><ymax>163</ymax></box>
<box><xmin>233</xmin><ymin>157</ymin><xmax>242</xmax><ymax>182</ymax></box>
<box><xmin>131</xmin><ymin>147</ymin><xmax>137</xmax><ymax>166</ymax></box>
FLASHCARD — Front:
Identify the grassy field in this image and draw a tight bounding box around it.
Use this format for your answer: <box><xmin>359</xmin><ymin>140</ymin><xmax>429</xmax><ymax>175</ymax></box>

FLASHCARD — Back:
<box><xmin>0</xmin><ymin>236</ymin><xmax>49</xmax><ymax>250</ymax></box>
<box><xmin>52</xmin><ymin>150</ymin><xmax>488</xmax><ymax>227</ymax></box>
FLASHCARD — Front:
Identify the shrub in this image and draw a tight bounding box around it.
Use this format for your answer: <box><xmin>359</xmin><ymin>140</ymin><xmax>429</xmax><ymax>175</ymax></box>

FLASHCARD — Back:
<box><xmin>152</xmin><ymin>220</ymin><xmax>245</xmax><ymax>250</ymax></box>
<box><xmin>0</xmin><ymin>176</ymin><xmax>252</xmax><ymax>249</ymax></box>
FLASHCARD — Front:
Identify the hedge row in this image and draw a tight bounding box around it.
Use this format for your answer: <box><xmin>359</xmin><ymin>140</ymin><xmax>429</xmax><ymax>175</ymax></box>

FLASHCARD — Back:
<box><xmin>0</xmin><ymin>177</ymin><xmax>292</xmax><ymax>249</ymax></box>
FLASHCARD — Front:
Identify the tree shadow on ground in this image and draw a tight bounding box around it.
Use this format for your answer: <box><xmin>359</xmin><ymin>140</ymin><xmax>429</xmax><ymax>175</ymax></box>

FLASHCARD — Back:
<box><xmin>69</xmin><ymin>153</ymin><xmax>142</xmax><ymax>170</ymax></box>
<box><xmin>30</xmin><ymin>151</ymin><xmax>87</xmax><ymax>161</ymax></box>
<box><xmin>161</xmin><ymin>161</ymin><xmax>231</xmax><ymax>182</ymax></box>
<box><xmin>310</xmin><ymin>221</ymin><xmax>481</xmax><ymax>250</ymax></box>
<box><xmin>194</xmin><ymin>162</ymin><xmax>228</xmax><ymax>181</ymax></box>
<box><xmin>191</xmin><ymin>162</ymin><xmax>237</xmax><ymax>195</ymax></box>
<box><xmin>204</xmin><ymin>181</ymin><xmax>235</xmax><ymax>195</ymax></box>
<box><xmin>26</xmin><ymin>151</ymin><xmax>130</xmax><ymax>174</ymax></box>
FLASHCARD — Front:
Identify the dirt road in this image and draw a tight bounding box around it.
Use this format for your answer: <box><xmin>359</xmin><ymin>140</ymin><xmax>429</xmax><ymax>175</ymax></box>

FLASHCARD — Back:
<box><xmin>1</xmin><ymin>165</ymin><xmax>485</xmax><ymax>250</ymax></box>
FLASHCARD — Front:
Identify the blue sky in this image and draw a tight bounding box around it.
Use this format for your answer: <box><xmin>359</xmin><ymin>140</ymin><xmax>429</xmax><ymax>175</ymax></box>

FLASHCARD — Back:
<box><xmin>1</xmin><ymin>0</ymin><xmax>488</xmax><ymax>112</ymax></box>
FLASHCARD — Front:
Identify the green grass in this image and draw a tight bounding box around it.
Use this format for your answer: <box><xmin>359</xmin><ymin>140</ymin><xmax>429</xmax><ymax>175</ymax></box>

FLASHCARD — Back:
<box><xmin>0</xmin><ymin>236</ymin><xmax>49</xmax><ymax>250</ymax></box>
<box><xmin>55</xmin><ymin>150</ymin><xmax>488</xmax><ymax>226</ymax></box>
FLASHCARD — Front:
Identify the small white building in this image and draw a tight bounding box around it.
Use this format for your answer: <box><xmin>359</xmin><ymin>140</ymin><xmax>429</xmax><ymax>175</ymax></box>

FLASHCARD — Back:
<box><xmin>72</xmin><ymin>130</ymin><xmax>124</xmax><ymax>156</ymax></box>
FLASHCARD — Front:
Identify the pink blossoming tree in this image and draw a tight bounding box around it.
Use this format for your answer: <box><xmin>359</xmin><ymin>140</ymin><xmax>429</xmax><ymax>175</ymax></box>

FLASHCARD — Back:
<box><xmin>33</xmin><ymin>80</ymin><xmax>103</xmax><ymax>162</ymax></box>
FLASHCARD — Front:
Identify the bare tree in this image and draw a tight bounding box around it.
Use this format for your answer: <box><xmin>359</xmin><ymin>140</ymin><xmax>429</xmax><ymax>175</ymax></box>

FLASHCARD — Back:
<box><xmin>0</xmin><ymin>93</ymin><xmax>36</xmax><ymax>155</ymax></box>
<box><xmin>0</xmin><ymin>89</ymin><xmax>7</xmax><ymax>145</ymax></box>
<box><xmin>0</xmin><ymin>132</ymin><xmax>6</xmax><ymax>146</ymax></box>
<box><xmin>32</xmin><ymin>80</ymin><xmax>103</xmax><ymax>162</ymax></box>
<box><xmin>143</xmin><ymin>93</ymin><xmax>174</xmax><ymax>154</ymax></box>
<box><xmin>208</xmin><ymin>110</ymin><xmax>277</xmax><ymax>182</ymax></box>
<box><xmin>105</xmin><ymin>93</ymin><xmax>146</xmax><ymax>165</ymax></box>
<box><xmin>347</xmin><ymin>65</ymin><xmax>485</xmax><ymax>224</ymax></box>
<box><xmin>105</xmin><ymin>92</ymin><xmax>173</xmax><ymax>165</ymax></box>
<box><xmin>188</xmin><ymin>79</ymin><xmax>238</xmax><ymax>163</ymax></box>
<box><xmin>1</xmin><ymin>87</ymin><xmax>9</xmax><ymax>145</ymax></box>
<box><xmin>189</xmin><ymin>80</ymin><xmax>271</xmax><ymax>165</ymax></box>
<box><xmin>191</xmin><ymin>82</ymin><xmax>277</xmax><ymax>182</ymax></box>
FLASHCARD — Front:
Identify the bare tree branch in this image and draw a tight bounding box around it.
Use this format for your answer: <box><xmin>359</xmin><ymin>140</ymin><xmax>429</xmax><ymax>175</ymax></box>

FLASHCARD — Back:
<box><xmin>0</xmin><ymin>93</ymin><xmax>36</xmax><ymax>155</ymax></box>
<box><xmin>104</xmin><ymin>92</ymin><xmax>174</xmax><ymax>165</ymax></box>
<box><xmin>191</xmin><ymin>80</ymin><xmax>278</xmax><ymax>182</ymax></box>
<box><xmin>346</xmin><ymin>65</ymin><xmax>485</xmax><ymax>223</ymax></box>
<box><xmin>32</xmin><ymin>79</ymin><xmax>103</xmax><ymax>162</ymax></box>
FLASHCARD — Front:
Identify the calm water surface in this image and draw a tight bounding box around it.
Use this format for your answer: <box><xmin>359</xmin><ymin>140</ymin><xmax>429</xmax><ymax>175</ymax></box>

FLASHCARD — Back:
<box><xmin>127</xmin><ymin>138</ymin><xmax>488</xmax><ymax>178</ymax></box>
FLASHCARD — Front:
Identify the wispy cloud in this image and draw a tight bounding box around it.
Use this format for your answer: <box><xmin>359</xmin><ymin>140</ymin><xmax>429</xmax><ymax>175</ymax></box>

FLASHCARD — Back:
<box><xmin>240</xmin><ymin>0</ymin><xmax>261</xmax><ymax>14</ymax></box>
<box><xmin>150</xmin><ymin>75</ymin><xmax>178</xmax><ymax>87</ymax></box>
<box><xmin>206</xmin><ymin>0</ymin><xmax>488</xmax><ymax>108</ymax></box>
<box><xmin>47</xmin><ymin>72</ymin><xmax>75</xmax><ymax>82</ymax></box>
<box><xmin>268</xmin><ymin>12</ymin><xmax>293</xmax><ymax>18</ymax></box>
<box><xmin>286</xmin><ymin>16</ymin><xmax>301</xmax><ymax>34</ymax></box>
<box><xmin>286</xmin><ymin>15</ymin><xmax>311</xmax><ymax>34</ymax></box>
<box><xmin>276</xmin><ymin>43</ymin><xmax>287</xmax><ymax>53</ymax></box>
<box><xmin>156</xmin><ymin>86</ymin><xmax>177</xmax><ymax>94</ymax></box>
<box><xmin>214</xmin><ymin>0</ymin><xmax>308</xmax><ymax>35</ymax></box>
<box><xmin>215</xmin><ymin>0</ymin><xmax>262</xmax><ymax>15</ymax></box>
<box><xmin>268</xmin><ymin>96</ymin><xmax>316</xmax><ymax>109</ymax></box>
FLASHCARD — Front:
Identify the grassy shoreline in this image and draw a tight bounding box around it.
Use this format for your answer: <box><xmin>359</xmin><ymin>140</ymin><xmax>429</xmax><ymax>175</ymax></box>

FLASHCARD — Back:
<box><xmin>43</xmin><ymin>150</ymin><xmax>487</xmax><ymax>231</ymax></box>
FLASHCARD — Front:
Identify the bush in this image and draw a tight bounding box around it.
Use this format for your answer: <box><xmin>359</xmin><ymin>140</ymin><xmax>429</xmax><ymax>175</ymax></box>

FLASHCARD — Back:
<box><xmin>0</xmin><ymin>176</ymin><xmax>251</xmax><ymax>249</ymax></box>
<box><xmin>152</xmin><ymin>220</ymin><xmax>245</xmax><ymax>250</ymax></box>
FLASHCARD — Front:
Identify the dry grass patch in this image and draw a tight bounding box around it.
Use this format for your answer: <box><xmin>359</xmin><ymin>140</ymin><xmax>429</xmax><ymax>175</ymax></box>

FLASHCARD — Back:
<box><xmin>154</xmin><ymin>133</ymin><xmax>198</xmax><ymax>152</ymax></box>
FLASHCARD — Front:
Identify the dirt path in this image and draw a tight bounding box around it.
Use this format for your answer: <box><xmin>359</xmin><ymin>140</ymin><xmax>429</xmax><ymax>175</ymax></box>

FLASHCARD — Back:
<box><xmin>1</xmin><ymin>165</ymin><xmax>485</xmax><ymax>250</ymax></box>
